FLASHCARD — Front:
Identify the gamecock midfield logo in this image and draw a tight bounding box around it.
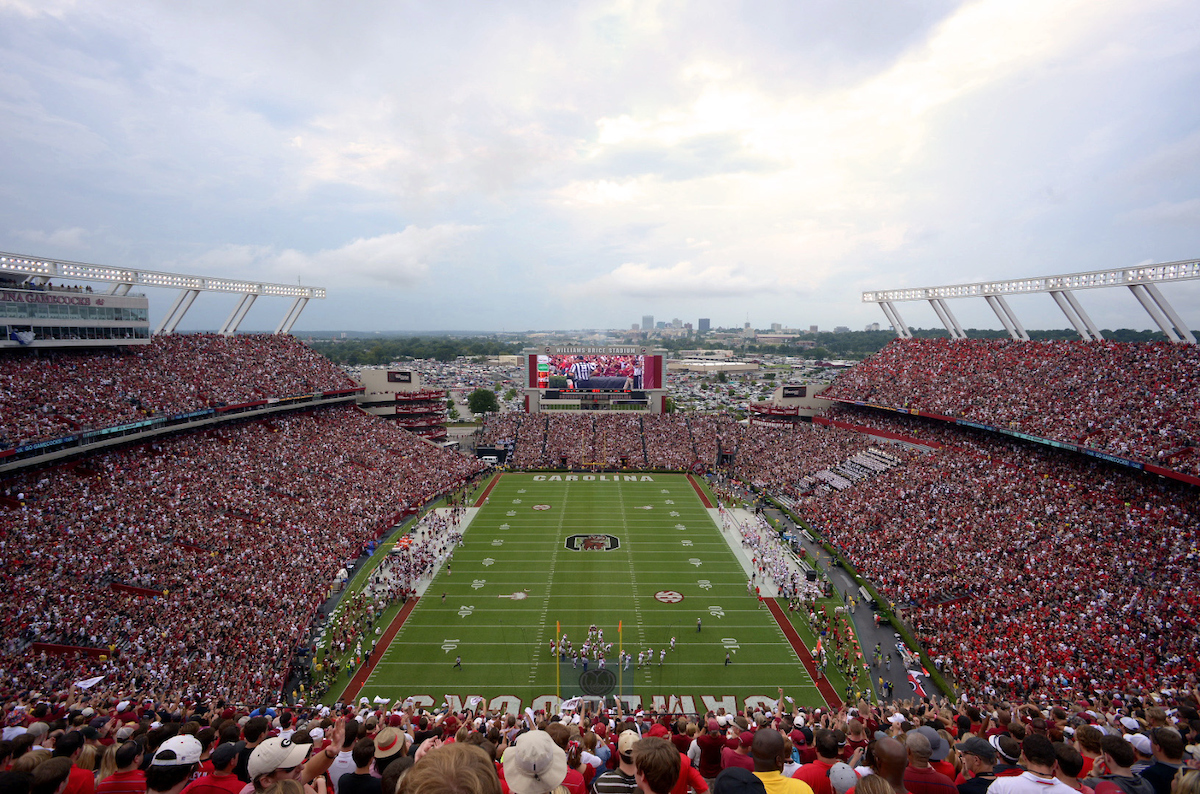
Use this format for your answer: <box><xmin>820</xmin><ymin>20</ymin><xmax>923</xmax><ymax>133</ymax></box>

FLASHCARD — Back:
<box><xmin>565</xmin><ymin>534</ymin><xmax>620</xmax><ymax>552</ymax></box>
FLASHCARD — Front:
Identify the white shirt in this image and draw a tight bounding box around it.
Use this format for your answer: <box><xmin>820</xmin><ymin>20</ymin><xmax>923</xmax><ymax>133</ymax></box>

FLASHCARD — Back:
<box><xmin>989</xmin><ymin>771</ymin><xmax>1076</xmax><ymax>794</ymax></box>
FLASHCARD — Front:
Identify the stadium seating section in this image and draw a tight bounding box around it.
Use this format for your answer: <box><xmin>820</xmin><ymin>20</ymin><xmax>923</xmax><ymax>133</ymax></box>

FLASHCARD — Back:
<box><xmin>2</xmin><ymin>334</ymin><xmax>1199</xmax><ymax>725</ymax></box>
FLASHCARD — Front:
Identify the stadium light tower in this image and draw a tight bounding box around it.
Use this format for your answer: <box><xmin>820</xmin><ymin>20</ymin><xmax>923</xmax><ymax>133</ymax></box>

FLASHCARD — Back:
<box><xmin>0</xmin><ymin>252</ymin><xmax>325</xmax><ymax>335</ymax></box>
<box><xmin>862</xmin><ymin>258</ymin><xmax>1199</xmax><ymax>343</ymax></box>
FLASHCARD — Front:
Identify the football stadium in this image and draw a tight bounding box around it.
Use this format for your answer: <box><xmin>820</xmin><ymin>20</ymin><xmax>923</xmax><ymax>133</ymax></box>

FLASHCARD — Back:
<box><xmin>2</xmin><ymin>251</ymin><xmax>1199</xmax><ymax>794</ymax></box>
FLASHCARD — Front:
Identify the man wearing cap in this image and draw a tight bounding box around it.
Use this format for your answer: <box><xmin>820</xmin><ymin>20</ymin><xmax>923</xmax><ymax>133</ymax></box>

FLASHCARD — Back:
<box><xmin>503</xmin><ymin>730</ymin><xmax>568</xmax><ymax>794</ymax></box>
<box><xmin>180</xmin><ymin>743</ymin><xmax>247</xmax><ymax>794</ymax></box>
<box><xmin>246</xmin><ymin>718</ymin><xmax>346</xmax><ymax>794</ymax></box>
<box><xmin>989</xmin><ymin>735</ymin><xmax>1075</xmax><ymax>794</ymax></box>
<box><xmin>955</xmin><ymin>737</ymin><xmax>997</xmax><ymax>794</ymax></box>
<box><xmin>1139</xmin><ymin>728</ymin><xmax>1185</xmax><ymax>794</ymax></box>
<box><xmin>750</xmin><ymin>729</ymin><xmax>812</xmax><ymax>794</ymax></box>
<box><xmin>791</xmin><ymin>729</ymin><xmax>839</xmax><ymax>794</ymax></box>
<box><xmin>595</xmin><ymin>732</ymin><xmax>640</xmax><ymax>794</ymax></box>
<box><xmin>903</xmin><ymin>731</ymin><xmax>957</xmax><ymax>794</ymax></box>
<box><xmin>95</xmin><ymin>739</ymin><xmax>146</xmax><ymax>794</ymax></box>
<box><xmin>148</xmin><ymin>736</ymin><xmax>205</xmax><ymax>794</ymax></box>
<box><xmin>1124</xmin><ymin>734</ymin><xmax>1153</xmax><ymax>777</ymax></box>
<box><xmin>991</xmin><ymin>737</ymin><xmax>1024</xmax><ymax>778</ymax></box>
<box><xmin>722</xmin><ymin>733</ymin><xmax>755</xmax><ymax>773</ymax></box>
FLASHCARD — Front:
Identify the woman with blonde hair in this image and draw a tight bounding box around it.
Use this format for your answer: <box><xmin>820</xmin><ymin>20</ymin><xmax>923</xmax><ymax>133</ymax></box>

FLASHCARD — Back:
<box><xmin>95</xmin><ymin>744</ymin><xmax>118</xmax><ymax>784</ymax></box>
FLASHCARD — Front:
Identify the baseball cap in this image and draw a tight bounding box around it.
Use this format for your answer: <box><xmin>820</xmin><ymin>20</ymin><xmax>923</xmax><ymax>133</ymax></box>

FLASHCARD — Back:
<box><xmin>707</xmin><ymin>719</ymin><xmax>720</xmax><ymax>732</ymax></box>
<box><xmin>618</xmin><ymin>730</ymin><xmax>638</xmax><ymax>759</ymax></box>
<box><xmin>152</xmin><ymin>735</ymin><xmax>203</xmax><ymax>767</ymax></box>
<box><xmin>1125</xmin><ymin>734</ymin><xmax>1152</xmax><ymax>755</ymax></box>
<box><xmin>828</xmin><ymin>763</ymin><xmax>858</xmax><ymax>794</ymax></box>
<box><xmin>211</xmin><ymin>741</ymin><xmax>245</xmax><ymax>769</ymax></box>
<box><xmin>247</xmin><ymin>737</ymin><xmax>309</xmax><ymax>780</ymax></box>
<box><xmin>955</xmin><ymin>737</ymin><xmax>996</xmax><ymax>762</ymax></box>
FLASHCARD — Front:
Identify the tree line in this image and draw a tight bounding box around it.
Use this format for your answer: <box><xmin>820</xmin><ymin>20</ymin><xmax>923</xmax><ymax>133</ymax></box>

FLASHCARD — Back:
<box><xmin>307</xmin><ymin>337</ymin><xmax>524</xmax><ymax>365</ymax></box>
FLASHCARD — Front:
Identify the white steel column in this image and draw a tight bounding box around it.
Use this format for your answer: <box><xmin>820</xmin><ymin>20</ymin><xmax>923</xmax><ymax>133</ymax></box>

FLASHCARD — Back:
<box><xmin>277</xmin><ymin>297</ymin><xmax>309</xmax><ymax>334</ymax></box>
<box><xmin>281</xmin><ymin>298</ymin><xmax>308</xmax><ymax>334</ymax></box>
<box><xmin>993</xmin><ymin>295</ymin><xmax>1030</xmax><ymax>340</ymax></box>
<box><xmin>1143</xmin><ymin>283</ymin><xmax>1196</xmax><ymax>343</ymax></box>
<box><xmin>928</xmin><ymin>299</ymin><xmax>964</xmax><ymax>339</ymax></box>
<box><xmin>1062</xmin><ymin>290</ymin><xmax>1103</xmax><ymax>340</ymax></box>
<box><xmin>1050</xmin><ymin>290</ymin><xmax>1091</xmax><ymax>340</ymax></box>
<box><xmin>985</xmin><ymin>295</ymin><xmax>1020</xmax><ymax>340</ymax></box>
<box><xmin>1129</xmin><ymin>284</ymin><xmax>1181</xmax><ymax>342</ymax></box>
<box><xmin>219</xmin><ymin>293</ymin><xmax>257</xmax><ymax>336</ymax></box>
<box><xmin>939</xmin><ymin>299</ymin><xmax>967</xmax><ymax>339</ymax></box>
<box><xmin>154</xmin><ymin>289</ymin><xmax>200</xmax><ymax>335</ymax></box>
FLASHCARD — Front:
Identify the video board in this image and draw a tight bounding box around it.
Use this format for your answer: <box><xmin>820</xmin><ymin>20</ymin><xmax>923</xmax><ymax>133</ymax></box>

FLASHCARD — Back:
<box><xmin>527</xmin><ymin>348</ymin><xmax>662</xmax><ymax>391</ymax></box>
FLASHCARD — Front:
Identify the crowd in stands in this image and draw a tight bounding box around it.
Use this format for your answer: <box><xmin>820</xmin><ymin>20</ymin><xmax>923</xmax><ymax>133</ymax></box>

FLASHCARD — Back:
<box><xmin>640</xmin><ymin>416</ymin><xmax>697</xmax><ymax>470</ymax></box>
<box><xmin>0</xmin><ymin>686</ymin><xmax>1197</xmax><ymax>794</ymax></box>
<box><xmin>0</xmin><ymin>334</ymin><xmax>356</xmax><ymax>449</ymax></box>
<box><xmin>0</xmin><ymin>404</ymin><xmax>484</xmax><ymax>704</ymax></box>
<box><xmin>794</xmin><ymin>406</ymin><xmax>1200</xmax><ymax>701</ymax></box>
<box><xmin>823</xmin><ymin>339</ymin><xmax>1200</xmax><ymax>475</ymax></box>
<box><xmin>481</xmin><ymin>415</ymin><xmax>884</xmax><ymax>495</ymax></box>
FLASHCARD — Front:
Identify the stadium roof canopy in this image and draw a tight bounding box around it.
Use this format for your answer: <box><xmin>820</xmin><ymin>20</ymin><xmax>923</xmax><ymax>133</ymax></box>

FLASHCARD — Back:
<box><xmin>863</xmin><ymin>258</ymin><xmax>1199</xmax><ymax>343</ymax></box>
<box><xmin>0</xmin><ymin>251</ymin><xmax>324</xmax><ymax>335</ymax></box>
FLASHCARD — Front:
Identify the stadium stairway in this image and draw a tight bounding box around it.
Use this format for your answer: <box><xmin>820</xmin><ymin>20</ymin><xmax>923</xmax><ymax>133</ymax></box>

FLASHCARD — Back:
<box><xmin>638</xmin><ymin>415</ymin><xmax>650</xmax><ymax>466</ymax></box>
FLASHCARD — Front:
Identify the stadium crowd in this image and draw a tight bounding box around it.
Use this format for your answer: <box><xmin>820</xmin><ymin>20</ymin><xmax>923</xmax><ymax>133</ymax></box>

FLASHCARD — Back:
<box><xmin>823</xmin><ymin>339</ymin><xmax>1200</xmax><ymax>475</ymax></box>
<box><xmin>0</xmin><ymin>686</ymin><xmax>1196</xmax><ymax>794</ymax></box>
<box><xmin>0</xmin><ymin>334</ymin><xmax>355</xmax><ymax>450</ymax></box>
<box><xmin>0</xmin><ymin>404</ymin><xmax>484</xmax><ymax>705</ymax></box>
<box><xmin>795</xmin><ymin>407</ymin><xmax>1200</xmax><ymax>700</ymax></box>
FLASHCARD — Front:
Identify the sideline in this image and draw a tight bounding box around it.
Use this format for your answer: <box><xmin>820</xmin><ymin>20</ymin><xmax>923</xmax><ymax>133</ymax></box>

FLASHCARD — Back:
<box><xmin>764</xmin><ymin>598</ymin><xmax>842</xmax><ymax>709</ymax></box>
<box><xmin>473</xmin><ymin>472</ymin><xmax>503</xmax><ymax>507</ymax></box>
<box><xmin>686</xmin><ymin>473</ymin><xmax>714</xmax><ymax>507</ymax></box>
<box><xmin>338</xmin><ymin>597</ymin><xmax>420</xmax><ymax>705</ymax></box>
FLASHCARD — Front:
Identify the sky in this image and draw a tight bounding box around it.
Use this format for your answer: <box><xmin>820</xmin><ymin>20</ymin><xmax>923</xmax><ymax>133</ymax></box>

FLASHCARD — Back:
<box><xmin>1</xmin><ymin>0</ymin><xmax>1199</xmax><ymax>334</ymax></box>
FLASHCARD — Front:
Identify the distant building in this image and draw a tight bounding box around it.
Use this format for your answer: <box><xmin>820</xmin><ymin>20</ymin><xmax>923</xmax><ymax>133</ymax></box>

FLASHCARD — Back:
<box><xmin>642</xmin><ymin>315</ymin><xmax>654</xmax><ymax>331</ymax></box>
<box><xmin>631</xmin><ymin>323</ymin><xmax>640</xmax><ymax>331</ymax></box>
<box><xmin>671</xmin><ymin>317</ymin><xmax>682</xmax><ymax>328</ymax></box>
<box><xmin>656</xmin><ymin>321</ymin><xmax>667</xmax><ymax>329</ymax></box>
<box><xmin>865</xmin><ymin>322</ymin><xmax>880</xmax><ymax>332</ymax></box>
<box><xmin>771</xmin><ymin>322</ymin><xmax>782</xmax><ymax>332</ymax></box>
<box><xmin>809</xmin><ymin>325</ymin><xmax>819</xmax><ymax>333</ymax></box>
<box><xmin>698</xmin><ymin>318</ymin><xmax>710</xmax><ymax>332</ymax></box>
<box><xmin>834</xmin><ymin>326</ymin><xmax>850</xmax><ymax>333</ymax></box>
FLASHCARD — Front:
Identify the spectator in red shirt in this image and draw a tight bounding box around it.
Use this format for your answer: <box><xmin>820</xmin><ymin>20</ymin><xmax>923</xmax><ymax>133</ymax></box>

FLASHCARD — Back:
<box><xmin>96</xmin><ymin>741</ymin><xmax>146</xmax><ymax>794</ymax></box>
<box><xmin>903</xmin><ymin>732</ymin><xmax>958</xmax><ymax>794</ymax></box>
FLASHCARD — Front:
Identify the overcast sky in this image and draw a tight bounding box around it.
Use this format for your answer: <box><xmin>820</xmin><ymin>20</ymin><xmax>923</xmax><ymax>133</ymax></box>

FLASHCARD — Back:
<box><xmin>2</xmin><ymin>0</ymin><xmax>1199</xmax><ymax>334</ymax></box>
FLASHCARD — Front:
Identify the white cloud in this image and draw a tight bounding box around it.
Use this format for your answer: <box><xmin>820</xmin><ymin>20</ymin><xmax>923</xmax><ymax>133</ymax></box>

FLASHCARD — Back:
<box><xmin>568</xmin><ymin>260</ymin><xmax>774</xmax><ymax>299</ymax></box>
<box><xmin>188</xmin><ymin>225</ymin><xmax>481</xmax><ymax>289</ymax></box>
<box><xmin>1123</xmin><ymin>198</ymin><xmax>1200</xmax><ymax>226</ymax></box>
<box><xmin>12</xmin><ymin>227</ymin><xmax>90</xmax><ymax>249</ymax></box>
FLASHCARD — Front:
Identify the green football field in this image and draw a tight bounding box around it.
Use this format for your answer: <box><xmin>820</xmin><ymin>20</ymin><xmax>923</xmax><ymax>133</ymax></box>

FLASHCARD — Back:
<box><xmin>351</xmin><ymin>472</ymin><xmax>830</xmax><ymax>715</ymax></box>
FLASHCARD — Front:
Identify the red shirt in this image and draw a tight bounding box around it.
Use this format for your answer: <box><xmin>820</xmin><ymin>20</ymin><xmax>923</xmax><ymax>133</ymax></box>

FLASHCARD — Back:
<box><xmin>64</xmin><ymin>765</ymin><xmax>96</xmax><ymax>794</ymax></box>
<box><xmin>792</xmin><ymin>759</ymin><xmax>835</xmax><ymax>794</ymax></box>
<box><xmin>96</xmin><ymin>770</ymin><xmax>146</xmax><ymax>794</ymax></box>
<box><xmin>673</xmin><ymin>753</ymin><xmax>708</xmax><ymax>794</ymax></box>
<box><xmin>181</xmin><ymin>774</ymin><xmax>247</xmax><ymax>794</ymax></box>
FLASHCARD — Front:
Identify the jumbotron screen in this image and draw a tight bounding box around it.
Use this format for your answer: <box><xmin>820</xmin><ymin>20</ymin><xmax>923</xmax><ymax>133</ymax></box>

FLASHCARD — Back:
<box><xmin>527</xmin><ymin>349</ymin><xmax>662</xmax><ymax>391</ymax></box>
